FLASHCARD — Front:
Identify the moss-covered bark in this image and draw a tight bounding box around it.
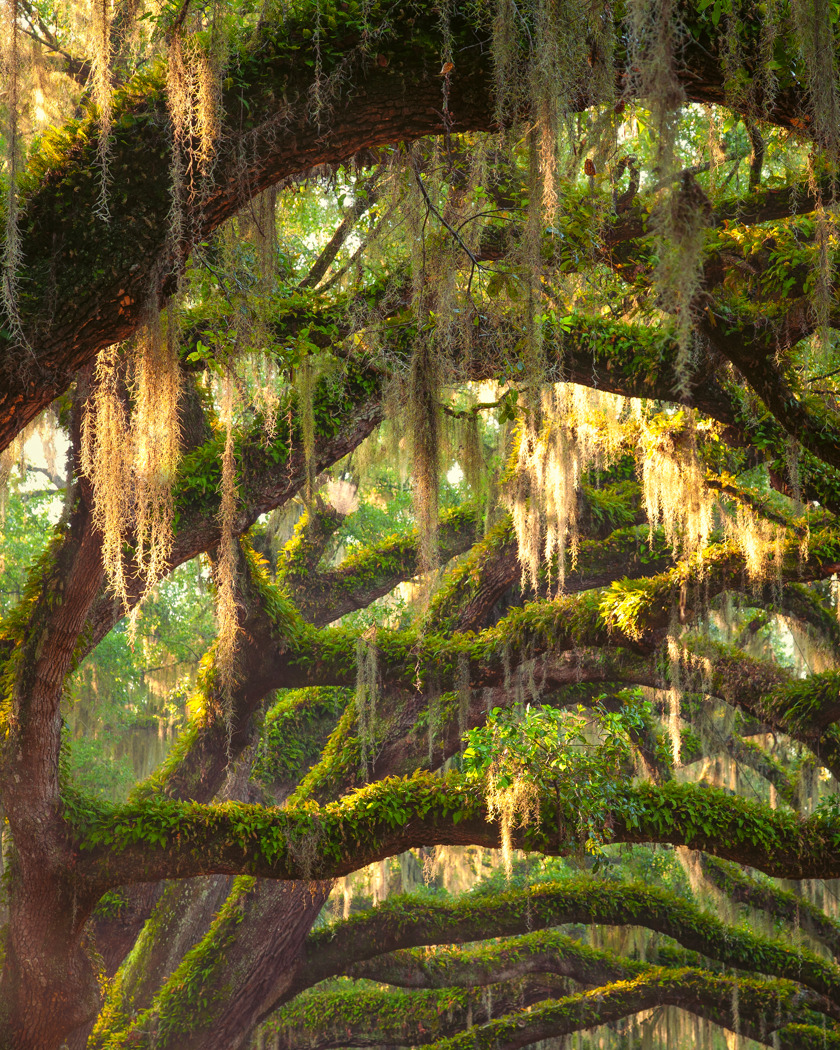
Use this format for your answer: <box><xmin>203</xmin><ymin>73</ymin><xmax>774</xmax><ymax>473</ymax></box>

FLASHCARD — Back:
<box><xmin>67</xmin><ymin>772</ymin><xmax>840</xmax><ymax>890</ymax></box>
<box><xmin>293</xmin><ymin>876</ymin><xmax>840</xmax><ymax>1009</ymax></box>
<box><xmin>259</xmin><ymin>969</ymin><xmax>837</xmax><ymax>1050</ymax></box>
<box><xmin>416</xmin><ymin>969</ymin><xmax>838</xmax><ymax>1050</ymax></box>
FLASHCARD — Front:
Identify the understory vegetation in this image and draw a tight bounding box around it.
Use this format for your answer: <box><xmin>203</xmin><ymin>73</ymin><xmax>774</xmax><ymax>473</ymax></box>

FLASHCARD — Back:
<box><xmin>7</xmin><ymin>1</ymin><xmax>840</xmax><ymax>1048</ymax></box>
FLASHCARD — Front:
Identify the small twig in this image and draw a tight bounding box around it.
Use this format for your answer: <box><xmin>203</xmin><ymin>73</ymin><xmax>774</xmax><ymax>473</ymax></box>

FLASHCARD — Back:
<box><xmin>440</xmin><ymin>394</ymin><xmax>513</xmax><ymax>419</ymax></box>
<box><xmin>808</xmin><ymin>365</ymin><xmax>840</xmax><ymax>384</ymax></box>
<box><xmin>412</xmin><ymin>166</ymin><xmax>489</xmax><ymax>293</ymax></box>
<box><xmin>646</xmin><ymin>151</ymin><xmax>748</xmax><ymax>196</ymax></box>
<box><xmin>454</xmin><ymin>208</ymin><xmax>522</xmax><ymax>234</ymax></box>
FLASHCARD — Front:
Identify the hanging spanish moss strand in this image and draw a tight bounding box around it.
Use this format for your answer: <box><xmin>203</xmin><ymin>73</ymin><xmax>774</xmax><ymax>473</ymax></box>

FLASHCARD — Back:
<box><xmin>731</xmin><ymin>969</ymin><xmax>741</xmax><ymax>1048</ymax></box>
<box><xmin>255</xmin><ymin>186</ymin><xmax>279</xmax><ymax>288</ymax></box>
<box><xmin>791</xmin><ymin>0</ymin><xmax>840</xmax><ymax>160</ymax></box>
<box><xmin>666</xmin><ymin>612</ymin><xmax>682</xmax><ymax>768</ymax></box>
<box><xmin>166</xmin><ymin>28</ymin><xmax>190</xmax><ymax>255</ymax></box>
<box><xmin>215</xmin><ymin>369</ymin><xmax>240</xmax><ymax>710</ymax></box>
<box><xmin>457</xmin><ymin>653</ymin><xmax>471</xmax><ymax>755</ymax></box>
<box><xmin>625</xmin><ymin>0</ymin><xmax>711</xmax><ymax>392</ymax></box>
<box><xmin>80</xmin><ymin>344</ymin><xmax>133</xmax><ymax>608</ymax></box>
<box><xmin>195</xmin><ymin>5</ymin><xmax>225</xmax><ymax>188</ymax></box>
<box><xmin>91</xmin><ymin>0</ymin><xmax>114</xmax><ymax>219</ymax></box>
<box><xmin>759</xmin><ymin>0</ymin><xmax>782</xmax><ymax>113</ymax></box>
<box><xmin>809</xmin><ymin>164</ymin><xmax>837</xmax><ymax>353</ymax></box>
<box><xmin>1</xmin><ymin>0</ymin><xmax>27</xmax><ymax>348</ymax></box>
<box><xmin>296</xmin><ymin>353</ymin><xmax>317</xmax><ymax>510</ymax></box>
<box><xmin>131</xmin><ymin>307</ymin><xmax>181</xmax><ymax>588</ymax></box>
<box><xmin>355</xmin><ymin>632</ymin><xmax>379</xmax><ymax>782</ymax></box>
<box><xmin>408</xmin><ymin>337</ymin><xmax>441</xmax><ymax>583</ymax></box>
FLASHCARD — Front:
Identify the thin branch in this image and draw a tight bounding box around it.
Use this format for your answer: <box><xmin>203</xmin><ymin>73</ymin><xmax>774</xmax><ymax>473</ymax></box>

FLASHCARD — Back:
<box><xmin>18</xmin><ymin>0</ymin><xmax>92</xmax><ymax>85</ymax></box>
<box><xmin>412</xmin><ymin>166</ymin><xmax>489</xmax><ymax>280</ymax></box>
<box><xmin>298</xmin><ymin>172</ymin><xmax>382</xmax><ymax>291</ymax></box>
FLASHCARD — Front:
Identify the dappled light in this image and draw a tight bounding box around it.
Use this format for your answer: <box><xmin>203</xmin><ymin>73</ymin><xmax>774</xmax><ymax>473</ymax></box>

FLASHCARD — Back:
<box><xmin>6</xmin><ymin>1</ymin><xmax>840</xmax><ymax>1049</ymax></box>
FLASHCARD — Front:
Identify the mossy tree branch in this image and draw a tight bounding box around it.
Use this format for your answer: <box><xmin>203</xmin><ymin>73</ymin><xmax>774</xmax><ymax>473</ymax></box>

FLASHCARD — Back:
<box><xmin>70</xmin><ymin>773</ymin><xmax>840</xmax><ymax>892</ymax></box>
<box><xmin>333</xmin><ymin>887</ymin><xmax>840</xmax><ymax>1014</ymax></box>
<box><xmin>409</xmin><ymin>969</ymin><xmax>838</xmax><ymax>1050</ymax></box>
<box><xmin>282</xmin><ymin>503</ymin><xmax>483</xmax><ymax>626</ymax></box>
<box><xmin>261</xmin><ymin>970</ymin><xmax>835</xmax><ymax>1050</ymax></box>
<box><xmin>0</xmin><ymin>0</ymin><xmax>833</xmax><ymax>456</ymax></box>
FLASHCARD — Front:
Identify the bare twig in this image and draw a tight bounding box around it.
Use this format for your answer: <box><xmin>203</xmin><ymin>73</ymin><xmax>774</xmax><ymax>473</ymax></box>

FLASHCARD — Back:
<box><xmin>412</xmin><ymin>165</ymin><xmax>489</xmax><ymax>298</ymax></box>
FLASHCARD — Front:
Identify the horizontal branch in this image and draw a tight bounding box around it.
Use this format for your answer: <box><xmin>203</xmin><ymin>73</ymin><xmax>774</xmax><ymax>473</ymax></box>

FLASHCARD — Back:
<box><xmin>266</xmin><ymin>975</ymin><xmax>569</xmax><ymax>1050</ymax></box>
<box><xmin>73</xmin><ymin>773</ymin><xmax>840</xmax><ymax>896</ymax></box>
<box><xmin>294</xmin><ymin>875</ymin><xmax>840</xmax><ymax>1012</ymax></box>
<box><xmin>0</xmin><ymin>0</ymin><xmax>828</xmax><ymax>453</ymax></box>
<box><xmin>416</xmin><ymin>968</ymin><xmax>838</xmax><ymax>1050</ymax></box>
<box><xmin>262</xmin><ymin>965</ymin><xmax>837</xmax><ymax>1050</ymax></box>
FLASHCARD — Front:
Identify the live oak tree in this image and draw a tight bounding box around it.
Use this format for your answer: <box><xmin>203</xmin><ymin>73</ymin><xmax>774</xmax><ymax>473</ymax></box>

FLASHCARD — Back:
<box><xmin>9</xmin><ymin>1</ymin><xmax>840</xmax><ymax>1049</ymax></box>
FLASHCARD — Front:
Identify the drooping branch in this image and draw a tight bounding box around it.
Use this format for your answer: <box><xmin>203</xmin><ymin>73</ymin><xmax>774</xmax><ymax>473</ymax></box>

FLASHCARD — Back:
<box><xmin>414</xmin><ymin>969</ymin><xmax>838</xmax><ymax>1050</ymax></box>
<box><xmin>291</xmin><ymin>876</ymin><xmax>840</xmax><ymax>1011</ymax></box>
<box><xmin>265</xmin><ymin>976</ymin><xmax>572</xmax><ymax>1050</ymax></box>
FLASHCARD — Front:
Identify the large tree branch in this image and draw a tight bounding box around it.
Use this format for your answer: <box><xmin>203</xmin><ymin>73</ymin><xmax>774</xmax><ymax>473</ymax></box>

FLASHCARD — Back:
<box><xmin>282</xmin><ymin>502</ymin><xmax>483</xmax><ymax>625</ymax></box>
<box><xmin>262</xmin><ymin>976</ymin><xmax>574</xmax><ymax>1050</ymax></box>
<box><xmin>412</xmin><ymin>969</ymin><xmax>836</xmax><ymax>1050</ymax></box>
<box><xmin>72</xmin><ymin>773</ymin><xmax>840</xmax><ymax>892</ymax></box>
<box><xmin>262</xmin><ymin>967</ymin><xmax>837</xmax><ymax>1050</ymax></box>
<box><xmin>699</xmin><ymin>855</ymin><xmax>840</xmax><ymax>960</ymax></box>
<box><xmin>0</xmin><ymin>0</ymin><xmax>830</xmax><ymax>454</ymax></box>
<box><xmin>0</xmin><ymin>485</ymin><xmax>107</xmax><ymax>1043</ymax></box>
<box><xmin>332</xmin><ymin>886</ymin><xmax>840</xmax><ymax>1013</ymax></box>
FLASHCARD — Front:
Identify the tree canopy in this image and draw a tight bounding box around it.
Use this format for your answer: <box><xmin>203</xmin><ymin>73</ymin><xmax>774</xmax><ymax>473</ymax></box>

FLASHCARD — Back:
<box><xmin>7</xmin><ymin>1</ymin><xmax>840</xmax><ymax>1049</ymax></box>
